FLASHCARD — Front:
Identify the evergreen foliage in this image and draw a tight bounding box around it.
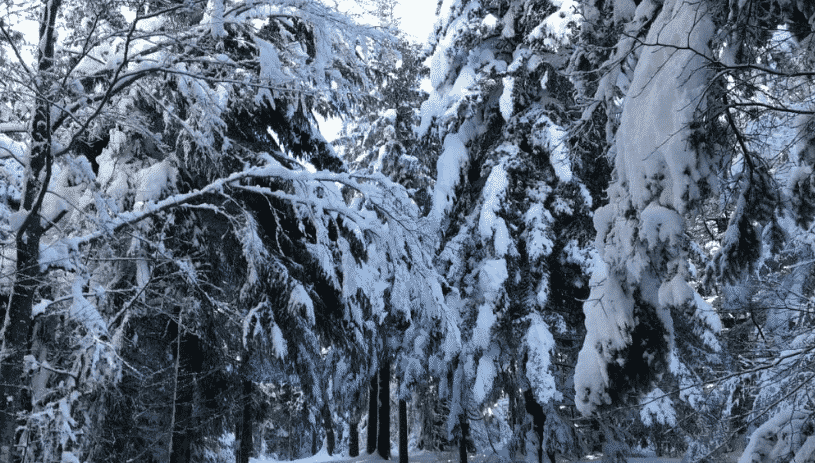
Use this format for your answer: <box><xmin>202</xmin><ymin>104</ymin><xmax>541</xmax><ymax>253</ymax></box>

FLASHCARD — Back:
<box><xmin>2</xmin><ymin>1</ymin><xmax>815</xmax><ymax>463</ymax></box>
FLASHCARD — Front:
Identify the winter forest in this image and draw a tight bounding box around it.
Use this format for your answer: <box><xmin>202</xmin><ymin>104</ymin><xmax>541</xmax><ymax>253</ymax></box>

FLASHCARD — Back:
<box><xmin>0</xmin><ymin>0</ymin><xmax>814</xmax><ymax>462</ymax></box>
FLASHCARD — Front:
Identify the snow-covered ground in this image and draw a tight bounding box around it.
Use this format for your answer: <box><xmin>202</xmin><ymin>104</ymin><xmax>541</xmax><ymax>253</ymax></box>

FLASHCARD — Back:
<box><xmin>251</xmin><ymin>450</ymin><xmax>682</xmax><ymax>463</ymax></box>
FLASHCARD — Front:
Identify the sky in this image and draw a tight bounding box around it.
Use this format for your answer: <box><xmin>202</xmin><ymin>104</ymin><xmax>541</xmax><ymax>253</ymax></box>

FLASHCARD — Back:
<box><xmin>317</xmin><ymin>0</ymin><xmax>439</xmax><ymax>142</ymax></box>
<box><xmin>395</xmin><ymin>0</ymin><xmax>438</xmax><ymax>43</ymax></box>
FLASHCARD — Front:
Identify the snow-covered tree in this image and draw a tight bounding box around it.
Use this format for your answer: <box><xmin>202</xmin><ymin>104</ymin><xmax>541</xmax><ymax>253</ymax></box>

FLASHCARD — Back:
<box><xmin>0</xmin><ymin>1</ymin><xmax>447</xmax><ymax>461</ymax></box>
<box><xmin>570</xmin><ymin>0</ymin><xmax>815</xmax><ymax>461</ymax></box>
<box><xmin>573</xmin><ymin>0</ymin><xmax>724</xmax><ymax>418</ymax></box>
<box><xmin>416</xmin><ymin>0</ymin><xmax>593</xmax><ymax>461</ymax></box>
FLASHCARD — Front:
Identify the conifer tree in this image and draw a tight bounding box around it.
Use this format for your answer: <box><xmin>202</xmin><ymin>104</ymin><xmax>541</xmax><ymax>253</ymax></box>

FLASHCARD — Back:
<box><xmin>418</xmin><ymin>0</ymin><xmax>590</xmax><ymax>460</ymax></box>
<box><xmin>0</xmin><ymin>1</ymin><xmax>438</xmax><ymax>461</ymax></box>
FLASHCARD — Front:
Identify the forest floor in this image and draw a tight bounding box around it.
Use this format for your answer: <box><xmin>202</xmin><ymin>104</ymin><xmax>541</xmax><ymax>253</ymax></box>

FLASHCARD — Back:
<box><xmin>250</xmin><ymin>449</ymin><xmax>683</xmax><ymax>463</ymax></box>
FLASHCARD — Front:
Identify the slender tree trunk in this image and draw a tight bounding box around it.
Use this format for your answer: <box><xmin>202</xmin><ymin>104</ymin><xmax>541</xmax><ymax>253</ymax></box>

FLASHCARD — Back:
<box><xmin>458</xmin><ymin>414</ymin><xmax>469</xmax><ymax>463</ymax></box>
<box><xmin>236</xmin><ymin>358</ymin><xmax>253</xmax><ymax>463</ymax></box>
<box><xmin>349</xmin><ymin>390</ymin><xmax>360</xmax><ymax>457</ymax></box>
<box><xmin>417</xmin><ymin>384</ymin><xmax>431</xmax><ymax>451</ymax></box>
<box><xmin>311</xmin><ymin>411</ymin><xmax>319</xmax><ymax>455</ymax></box>
<box><xmin>399</xmin><ymin>399</ymin><xmax>408</xmax><ymax>463</ymax></box>
<box><xmin>377</xmin><ymin>360</ymin><xmax>391</xmax><ymax>460</ymax></box>
<box><xmin>0</xmin><ymin>3</ymin><xmax>61</xmax><ymax>462</ymax></box>
<box><xmin>169</xmin><ymin>317</ymin><xmax>189</xmax><ymax>463</ymax></box>
<box><xmin>524</xmin><ymin>390</ymin><xmax>546</xmax><ymax>463</ymax></box>
<box><xmin>321</xmin><ymin>403</ymin><xmax>335</xmax><ymax>455</ymax></box>
<box><xmin>367</xmin><ymin>374</ymin><xmax>378</xmax><ymax>454</ymax></box>
<box><xmin>507</xmin><ymin>384</ymin><xmax>524</xmax><ymax>461</ymax></box>
<box><xmin>240</xmin><ymin>378</ymin><xmax>254</xmax><ymax>463</ymax></box>
<box><xmin>349</xmin><ymin>415</ymin><xmax>360</xmax><ymax>457</ymax></box>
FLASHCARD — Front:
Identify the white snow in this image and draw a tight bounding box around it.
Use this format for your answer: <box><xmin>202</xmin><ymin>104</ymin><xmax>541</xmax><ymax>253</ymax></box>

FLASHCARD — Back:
<box><xmin>418</xmin><ymin>63</ymin><xmax>478</xmax><ymax>136</ymax></box>
<box><xmin>69</xmin><ymin>276</ymin><xmax>108</xmax><ymax>336</ymax></box>
<box><xmin>612</xmin><ymin>0</ymin><xmax>638</xmax><ymax>23</ymax></box>
<box><xmin>8</xmin><ymin>210</ymin><xmax>27</xmax><ymax>233</ymax></box>
<box><xmin>479</xmin><ymin>161</ymin><xmax>511</xmax><ymax>256</ymax></box>
<box><xmin>575</xmin><ymin>255</ymin><xmax>636</xmax><ymax>414</ymax></box>
<box><xmin>382</xmin><ymin>108</ymin><xmax>398</xmax><ymax>123</ymax></box>
<box><xmin>202</xmin><ymin>0</ymin><xmax>226</xmax><ymax>37</ymax></box>
<box><xmin>288</xmin><ymin>284</ymin><xmax>316</xmax><ymax>326</ymax></box>
<box><xmin>529</xmin><ymin>0</ymin><xmax>580</xmax><ymax>50</ymax></box>
<box><xmin>525</xmin><ymin>314</ymin><xmax>560</xmax><ymax>403</ymax></box>
<box><xmin>479</xmin><ymin>258</ymin><xmax>508</xmax><ymax>303</ymax></box>
<box><xmin>482</xmin><ymin>14</ymin><xmax>499</xmax><ymax>31</ymax></box>
<box><xmin>615</xmin><ymin>0</ymin><xmax>715</xmax><ymax>213</ymax></box>
<box><xmin>574</xmin><ymin>0</ymin><xmax>717</xmax><ymax>415</ymax></box>
<box><xmin>693</xmin><ymin>291</ymin><xmax>722</xmax><ymax>351</ymax></box>
<box><xmin>668</xmin><ymin>353</ymin><xmax>704</xmax><ymax>408</ymax></box>
<box><xmin>793</xmin><ymin>436</ymin><xmax>815</xmax><ymax>463</ymax></box>
<box><xmin>532</xmin><ymin>116</ymin><xmax>572</xmax><ymax>182</ymax></box>
<box><xmin>525</xmin><ymin>203</ymin><xmax>554</xmax><ymax>261</ymax></box>
<box><xmin>255</xmin><ymin>36</ymin><xmax>291</xmax><ymax>84</ymax></box>
<box><xmin>472</xmin><ymin>302</ymin><xmax>497</xmax><ymax>352</ymax></box>
<box><xmin>32</xmin><ymin>299</ymin><xmax>52</xmax><ymax>317</ymax></box>
<box><xmin>271</xmin><ymin>324</ymin><xmax>288</xmax><ymax>360</ymax></box>
<box><xmin>739</xmin><ymin>409</ymin><xmax>811</xmax><ymax>463</ymax></box>
<box><xmin>251</xmin><ymin>445</ymin><xmax>345</xmax><ymax>463</ymax></box>
<box><xmin>499</xmin><ymin>77</ymin><xmax>514</xmax><ymax>121</ymax></box>
<box><xmin>657</xmin><ymin>273</ymin><xmax>693</xmax><ymax>310</ymax></box>
<box><xmin>640</xmin><ymin>203</ymin><xmax>684</xmax><ymax>251</ymax></box>
<box><xmin>429</xmin><ymin>132</ymin><xmax>470</xmax><ymax>224</ymax></box>
<box><xmin>639</xmin><ymin>387</ymin><xmax>677</xmax><ymax>427</ymax></box>
<box><xmin>473</xmin><ymin>350</ymin><xmax>497</xmax><ymax>403</ymax></box>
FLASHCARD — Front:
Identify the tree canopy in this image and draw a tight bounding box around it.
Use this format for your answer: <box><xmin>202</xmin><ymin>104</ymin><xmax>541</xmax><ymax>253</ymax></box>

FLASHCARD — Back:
<box><xmin>1</xmin><ymin>1</ymin><xmax>815</xmax><ymax>463</ymax></box>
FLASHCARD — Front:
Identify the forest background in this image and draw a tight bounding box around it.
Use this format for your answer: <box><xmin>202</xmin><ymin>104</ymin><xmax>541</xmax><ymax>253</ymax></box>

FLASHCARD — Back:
<box><xmin>0</xmin><ymin>1</ymin><xmax>814</xmax><ymax>463</ymax></box>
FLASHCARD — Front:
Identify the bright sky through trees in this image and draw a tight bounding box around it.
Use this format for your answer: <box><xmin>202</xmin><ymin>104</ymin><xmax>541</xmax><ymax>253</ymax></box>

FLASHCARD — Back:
<box><xmin>395</xmin><ymin>0</ymin><xmax>436</xmax><ymax>42</ymax></box>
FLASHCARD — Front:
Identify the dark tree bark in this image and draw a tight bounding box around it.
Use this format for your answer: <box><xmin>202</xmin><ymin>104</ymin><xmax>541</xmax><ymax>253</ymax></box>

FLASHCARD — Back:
<box><xmin>311</xmin><ymin>419</ymin><xmax>319</xmax><ymax>456</ymax></box>
<box><xmin>235</xmin><ymin>351</ymin><xmax>254</xmax><ymax>463</ymax></box>
<box><xmin>458</xmin><ymin>414</ymin><xmax>469</xmax><ymax>463</ymax></box>
<box><xmin>170</xmin><ymin>379</ymin><xmax>193</xmax><ymax>463</ymax></box>
<box><xmin>399</xmin><ymin>399</ymin><xmax>408</xmax><ymax>463</ymax></box>
<box><xmin>377</xmin><ymin>360</ymin><xmax>391</xmax><ymax>460</ymax></box>
<box><xmin>321</xmin><ymin>403</ymin><xmax>335</xmax><ymax>455</ymax></box>
<box><xmin>0</xmin><ymin>3</ymin><xmax>61</xmax><ymax>462</ymax></box>
<box><xmin>349</xmin><ymin>391</ymin><xmax>360</xmax><ymax>457</ymax></box>
<box><xmin>349</xmin><ymin>417</ymin><xmax>360</xmax><ymax>457</ymax></box>
<box><xmin>235</xmin><ymin>372</ymin><xmax>253</xmax><ymax>463</ymax></box>
<box><xmin>170</xmin><ymin>326</ymin><xmax>205</xmax><ymax>463</ymax></box>
<box><xmin>170</xmin><ymin>414</ymin><xmax>193</xmax><ymax>463</ymax></box>
<box><xmin>367</xmin><ymin>374</ymin><xmax>378</xmax><ymax>454</ymax></box>
<box><xmin>524</xmin><ymin>389</ymin><xmax>546</xmax><ymax>463</ymax></box>
<box><xmin>507</xmin><ymin>379</ymin><xmax>525</xmax><ymax>461</ymax></box>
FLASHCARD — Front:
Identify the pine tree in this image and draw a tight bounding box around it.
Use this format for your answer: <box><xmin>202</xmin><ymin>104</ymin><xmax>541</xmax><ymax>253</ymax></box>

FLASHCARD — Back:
<box><xmin>568</xmin><ymin>1</ymin><xmax>815</xmax><ymax>462</ymax></box>
<box><xmin>0</xmin><ymin>1</ymin><xmax>432</xmax><ymax>461</ymax></box>
<box><xmin>417</xmin><ymin>0</ymin><xmax>591</xmax><ymax>461</ymax></box>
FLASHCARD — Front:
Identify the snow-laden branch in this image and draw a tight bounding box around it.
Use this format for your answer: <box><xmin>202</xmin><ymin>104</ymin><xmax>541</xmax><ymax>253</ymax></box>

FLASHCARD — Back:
<box><xmin>0</xmin><ymin>123</ymin><xmax>28</xmax><ymax>133</ymax></box>
<box><xmin>51</xmin><ymin>161</ymin><xmax>414</xmax><ymax>255</ymax></box>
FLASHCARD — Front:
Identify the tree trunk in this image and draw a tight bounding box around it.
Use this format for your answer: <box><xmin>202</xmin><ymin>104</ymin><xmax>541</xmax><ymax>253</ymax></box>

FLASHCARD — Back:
<box><xmin>349</xmin><ymin>416</ymin><xmax>360</xmax><ymax>457</ymax></box>
<box><xmin>377</xmin><ymin>360</ymin><xmax>391</xmax><ymax>460</ymax></box>
<box><xmin>0</xmin><ymin>3</ymin><xmax>61</xmax><ymax>462</ymax></box>
<box><xmin>311</xmin><ymin>412</ymin><xmax>319</xmax><ymax>455</ymax></box>
<box><xmin>524</xmin><ymin>390</ymin><xmax>546</xmax><ymax>463</ymax></box>
<box><xmin>458</xmin><ymin>414</ymin><xmax>469</xmax><ymax>463</ymax></box>
<box><xmin>170</xmin><ymin>421</ymin><xmax>192</xmax><ymax>463</ymax></box>
<box><xmin>169</xmin><ymin>383</ymin><xmax>193</xmax><ymax>463</ymax></box>
<box><xmin>507</xmin><ymin>384</ymin><xmax>525</xmax><ymax>461</ymax></box>
<box><xmin>235</xmin><ymin>375</ymin><xmax>253</xmax><ymax>463</ymax></box>
<box><xmin>321</xmin><ymin>403</ymin><xmax>335</xmax><ymax>455</ymax></box>
<box><xmin>367</xmin><ymin>373</ymin><xmax>378</xmax><ymax>454</ymax></box>
<box><xmin>399</xmin><ymin>399</ymin><xmax>408</xmax><ymax>463</ymax></box>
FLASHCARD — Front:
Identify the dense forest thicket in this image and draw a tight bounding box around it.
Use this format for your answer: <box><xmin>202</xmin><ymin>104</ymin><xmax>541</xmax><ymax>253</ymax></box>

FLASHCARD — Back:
<box><xmin>0</xmin><ymin>0</ymin><xmax>814</xmax><ymax>463</ymax></box>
